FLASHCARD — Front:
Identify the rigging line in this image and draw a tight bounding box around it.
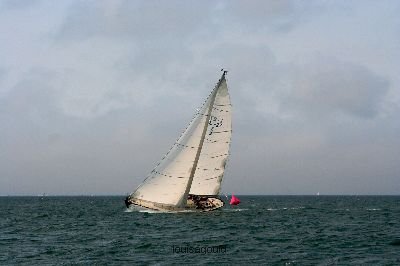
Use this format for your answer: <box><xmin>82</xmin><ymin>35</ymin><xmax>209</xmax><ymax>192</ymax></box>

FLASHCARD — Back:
<box><xmin>136</xmin><ymin>101</ymin><xmax>211</xmax><ymax>187</ymax></box>
<box><xmin>178</xmin><ymin>72</ymin><xmax>227</xmax><ymax>207</ymax></box>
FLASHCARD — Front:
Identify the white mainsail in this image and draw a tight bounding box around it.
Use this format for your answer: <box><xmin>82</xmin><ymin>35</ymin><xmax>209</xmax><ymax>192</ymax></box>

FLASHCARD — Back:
<box><xmin>189</xmin><ymin>77</ymin><xmax>232</xmax><ymax>195</ymax></box>
<box><xmin>129</xmin><ymin>72</ymin><xmax>231</xmax><ymax>209</ymax></box>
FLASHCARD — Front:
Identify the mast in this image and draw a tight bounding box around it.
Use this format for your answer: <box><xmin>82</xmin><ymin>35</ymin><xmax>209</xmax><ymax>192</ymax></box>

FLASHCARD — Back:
<box><xmin>178</xmin><ymin>71</ymin><xmax>227</xmax><ymax>207</ymax></box>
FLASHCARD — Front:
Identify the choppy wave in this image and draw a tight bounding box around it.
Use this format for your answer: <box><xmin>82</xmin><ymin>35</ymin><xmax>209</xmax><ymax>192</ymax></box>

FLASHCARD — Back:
<box><xmin>267</xmin><ymin>206</ymin><xmax>305</xmax><ymax>211</ymax></box>
<box><xmin>1</xmin><ymin>195</ymin><xmax>399</xmax><ymax>264</ymax></box>
<box><xmin>223</xmin><ymin>208</ymin><xmax>248</xmax><ymax>212</ymax></box>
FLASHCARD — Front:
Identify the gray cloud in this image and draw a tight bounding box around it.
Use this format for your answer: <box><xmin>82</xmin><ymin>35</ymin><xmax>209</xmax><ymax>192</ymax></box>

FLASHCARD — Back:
<box><xmin>0</xmin><ymin>67</ymin><xmax>5</xmax><ymax>91</ymax></box>
<box><xmin>0</xmin><ymin>0</ymin><xmax>42</xmax><ymax>11</ymax></box>
<box><xmin>57</xmin><ymin>1</ymin><xmax>214</xmax><ymax>41</ymax></box>
<box><xmin>0</xmin><ymin>1</ymin><xmax>399</xmax><ymax>195</ymax></box>
<box><xmin>225</xmin><ymin>0</ymin><xmax>300</xmax><ymax>32</ymax></box>
<box><xmin>0</xmin><ymin>72</ymin><xmax>163</xmax><ymax>195</ymax></box>
<box><xmin>278</xmin><ymin>58</ymin><xmax>389</xmax><ymax>119</ymax></box>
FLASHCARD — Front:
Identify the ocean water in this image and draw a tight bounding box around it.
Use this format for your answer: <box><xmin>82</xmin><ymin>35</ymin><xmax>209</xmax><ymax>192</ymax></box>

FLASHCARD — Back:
<box><xmin>1</xmin><ymin>196</ymin><xmax>399</xmax><ymax>265</ymax></box>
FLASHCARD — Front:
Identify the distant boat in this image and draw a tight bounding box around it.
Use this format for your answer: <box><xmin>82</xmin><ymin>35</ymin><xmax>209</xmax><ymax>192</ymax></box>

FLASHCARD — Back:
<box><xmin>125</xmin><ymin>71</ymin><xmax>232</xmax><ymax>212</ymax></box>
<box><xmin>230</xmin><ymin>195</ymin><xmax>240</xmax><ymax>205</ymax></box>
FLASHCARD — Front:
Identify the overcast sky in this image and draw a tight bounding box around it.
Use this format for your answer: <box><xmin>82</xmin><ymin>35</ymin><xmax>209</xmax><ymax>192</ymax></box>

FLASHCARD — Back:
<box><xmin>1</xmin><ymin>0</ymin><xmax>399</xmax><ymax>195</ymax></box>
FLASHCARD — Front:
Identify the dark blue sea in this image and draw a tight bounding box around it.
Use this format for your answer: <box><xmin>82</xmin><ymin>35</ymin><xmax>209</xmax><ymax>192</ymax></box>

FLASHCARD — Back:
<box><xmin>1</xmin><ymin>196</ymin><xmax>399</xmax><ymax>265</ymax></box>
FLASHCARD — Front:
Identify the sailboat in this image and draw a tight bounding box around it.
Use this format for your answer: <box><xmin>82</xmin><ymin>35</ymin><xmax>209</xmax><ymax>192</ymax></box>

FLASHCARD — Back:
<box><xmin>125</xmin><ymin>70</ymin><xmax>232</xmax><ymax>212</ymax></box>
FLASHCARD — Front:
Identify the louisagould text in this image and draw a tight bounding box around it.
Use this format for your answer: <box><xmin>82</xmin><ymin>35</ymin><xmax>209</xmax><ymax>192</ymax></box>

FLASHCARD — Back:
<box><xmin>172</xmin><ymin>245</ymin><xmax>227</xmax><ymax>254</ymax></box>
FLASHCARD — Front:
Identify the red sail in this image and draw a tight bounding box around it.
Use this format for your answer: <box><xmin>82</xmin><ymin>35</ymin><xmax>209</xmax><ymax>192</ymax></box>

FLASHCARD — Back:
<box><xmin>230</xmin><ymin>195</ymin><xmax>240</xmax><ymax>205</ymax></box>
